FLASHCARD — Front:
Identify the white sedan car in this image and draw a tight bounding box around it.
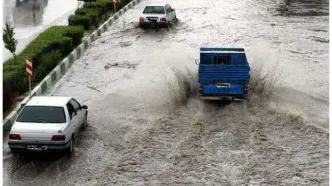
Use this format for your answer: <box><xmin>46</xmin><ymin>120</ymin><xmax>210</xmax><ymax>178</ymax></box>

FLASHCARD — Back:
<box><xmin>139</xmin><ymin>4</ymin><xmax>177</xmax><ymax>31</ymax></box>
<box><xmin>8</xmin><ymin>96</ymin><xmax>88</xmax><ymax>154</ymax></box>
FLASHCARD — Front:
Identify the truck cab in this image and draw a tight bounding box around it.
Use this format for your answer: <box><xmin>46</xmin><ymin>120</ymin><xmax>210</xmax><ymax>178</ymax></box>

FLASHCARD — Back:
<box><xmin>197</xmin><ymin>47</ymin><xmax>250</xmax><ymax>100</ymax></box>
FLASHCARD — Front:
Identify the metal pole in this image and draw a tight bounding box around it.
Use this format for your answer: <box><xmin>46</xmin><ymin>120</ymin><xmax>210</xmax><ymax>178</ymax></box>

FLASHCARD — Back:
<box><xmin>29</xmin><ymin>76</ymin><xmax>31</xmax><ymax>96</ymax></box>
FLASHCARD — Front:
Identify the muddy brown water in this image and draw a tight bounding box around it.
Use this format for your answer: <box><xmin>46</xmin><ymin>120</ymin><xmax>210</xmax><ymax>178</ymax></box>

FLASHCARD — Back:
<box><xmin>3</xmin><ymin>0</ymin><xmax>328</xmax><ymax>185</ymax></box>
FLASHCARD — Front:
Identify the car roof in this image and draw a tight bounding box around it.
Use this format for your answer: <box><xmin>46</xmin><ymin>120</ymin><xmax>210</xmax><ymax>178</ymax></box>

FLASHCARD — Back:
<box><xmin>145</xmin><ymin>4</ymin><xmax>167</xmax><ymax>7</ymax></box>
<box><xmin>26</xmin><ymin>96</ymin><xmax>72</xmax><ymax>107</ymax></box>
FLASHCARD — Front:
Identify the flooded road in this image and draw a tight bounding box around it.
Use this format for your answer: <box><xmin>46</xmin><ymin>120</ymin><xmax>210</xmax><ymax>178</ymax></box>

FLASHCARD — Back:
<box><xmin>3</xmin><ymin>0</ymin><xmax>329</xmax><ymax>185</ymax></box>
<box><xmin>3</xmin><ymin>0</ymin><xmax>79</xmax><ymax>62</ymax></box>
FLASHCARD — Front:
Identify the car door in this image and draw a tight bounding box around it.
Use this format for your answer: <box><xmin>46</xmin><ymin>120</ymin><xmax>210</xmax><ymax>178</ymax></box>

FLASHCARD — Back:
<box><xmin>167</xmin><ymin>5</ymin><xmax>175</xmax><ymax>21</ymax></box>
<box><xmin>70</xmin><ymin>99</ymin><xmax>84</xmax><ymax>128</ymax></box>
<box><xmin>66</xmin><ymin>102</ymin><xmax>80</xmax><ymax>138</ymax></box>
<box><xmin>165</xmin><ymin>5</ymin><xmax>172</xmax><ymax>21</ymax></box>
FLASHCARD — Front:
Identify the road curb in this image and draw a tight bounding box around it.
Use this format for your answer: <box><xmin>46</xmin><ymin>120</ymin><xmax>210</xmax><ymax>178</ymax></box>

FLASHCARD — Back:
<box><xmin>2</xmin><ymin>0</ymin><xmax>142</xmax><ymax>134</ymax></box>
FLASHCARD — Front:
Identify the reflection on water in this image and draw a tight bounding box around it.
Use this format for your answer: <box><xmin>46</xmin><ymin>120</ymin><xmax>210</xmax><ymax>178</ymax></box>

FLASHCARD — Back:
<box><xmin>276</xmin><ymin>0</ymin><xmax>329</xmax><ymax>16</ymax></box>
<box><xmin>4</xmin><ymin>0</ymin><xmax>48</xmax><ymax>27</ymax></box>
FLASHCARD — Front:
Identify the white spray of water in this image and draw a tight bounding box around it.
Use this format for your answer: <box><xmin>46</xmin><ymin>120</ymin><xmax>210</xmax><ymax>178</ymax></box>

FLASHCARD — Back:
<box><xmin>245</xmin><ymin>40</ymin><xmax>283</xmax><ymax>98</ymax></box>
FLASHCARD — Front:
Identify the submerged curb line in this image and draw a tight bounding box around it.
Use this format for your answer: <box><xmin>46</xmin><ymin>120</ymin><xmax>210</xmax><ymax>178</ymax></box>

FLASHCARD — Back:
<box><xmin>3</xmin><ymin>0</ymin><xmax>142</xmax><ymax>134</ymax></box>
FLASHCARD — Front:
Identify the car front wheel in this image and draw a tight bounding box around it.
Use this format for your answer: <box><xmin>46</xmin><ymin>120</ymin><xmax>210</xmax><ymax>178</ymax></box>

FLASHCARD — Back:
<box><xmin>82</xmin><ymin>115</ymin><xmax>88</xmax><ymax>130</ymax></box>
<box><xmin>173</xmin><ymin>16</ymin><xmax>178</xmax><ymax>24</ymax></box>
<box><xmin>67</xmin><ymin>138</ymin><xmax>74</xmax><ymax>155</ymax></box>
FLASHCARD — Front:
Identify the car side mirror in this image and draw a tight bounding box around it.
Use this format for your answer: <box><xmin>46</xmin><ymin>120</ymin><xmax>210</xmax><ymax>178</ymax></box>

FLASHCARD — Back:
<box><xmin>171</xmin><ymin>8</ymin><xmax>175</xmax><ymax>11</ymax></box>
<box><xmin>82</xmin><ymin>105</ymin><xmax>88</xmax><ymax>109</ymax></box>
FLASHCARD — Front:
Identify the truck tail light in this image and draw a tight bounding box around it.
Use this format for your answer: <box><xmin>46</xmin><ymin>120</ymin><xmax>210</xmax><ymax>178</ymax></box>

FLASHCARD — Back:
<box><xmin>244</xmin><ymin>85</ymin><xmax>248</xmax><ymax>94</ymax></box>
<box><xmin>9</xmin><ymin>134</ymin><xmax>21</xmax><ymax>140</ymax></box>
<box><xmin>139</xmin><ymin>17</ymin><xmax>145</xmax><ymax>22</ymax></box>
<box><xmin>160</xmin><ymin>17</ymin><xmax>167</xmax><ymax>22</ymax></box>
<box><xmin>198</xmin><ymin>87</ymin><xmax>203</xmax><ymax>93</ymax></box>
<box><xmin>51</xmin><ymin>135</ymin><xmax>65</xmax><ymax>141</ymax></box>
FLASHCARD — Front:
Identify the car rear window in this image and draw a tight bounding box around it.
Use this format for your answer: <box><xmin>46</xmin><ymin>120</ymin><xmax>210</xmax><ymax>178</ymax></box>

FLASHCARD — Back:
<box><xmin>16</xmin><ymin>106</ymin><xmax>66</xmax><ymax>123</ymax></box>
<box><xmin>143</xmin><ymin>6</ymin><xmax>165</xmax><ymax>14</ymax></box>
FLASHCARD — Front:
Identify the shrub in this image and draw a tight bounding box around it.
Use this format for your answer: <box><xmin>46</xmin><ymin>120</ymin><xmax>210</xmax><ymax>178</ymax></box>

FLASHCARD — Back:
<box><xmin>3</xmin><ymin>26</ymin><xmax>84</xmax><ymax>93</ymax></box>
<box><xmin>3</xmin><ymin>80</ymin><xmax>14</xmax><ymax>112</ymax></box>
<box><xmin>86</xmin><ymin>11</ymin><xmax>101</xmax><ymax>27</ymax></box>
<box><xmin>64</xmin><ymin>26</ymin><xmax>85</xmax><ymax>46</ymax></box>
<box><xmin>3</xmin><ymin>64</ymin><xmax>22</xmax><ymax>72</ymax></box>
<box><xmin>3</xmin><ymin>65</ymin><xmax>28</xmax><ymax>93</ymax></box>
<box><xmin>33</xmin><ymin>50</ymin><xmax>62</xmax><ymax>83</ymax></box>
<box><xmin>83</xmin><ymin>1</ymin><xmax>109</xmax><ymax>14</ymax></box>
<box><xmin>55</xmin><ymin>37</ymin><xmax>73</xmax><ymax>56</ymax></box>
<box><xmin>41</xmin><ymin>50</ymin><xmax>62</xmax><ymax>71</ymax></box>
<box><xmin>96</xmin><ymin>0</ymin><xmax>114</xmax><ymax>12</ymax></box>
<box><xmin>18</xmin><ymin>25</ymin><xmax>83</xmax><ymax>61</ymax></box>
<box><xmin>116</xmin><ymin>0</ymin><xmax>131</xmax><ymax>10</ymax></box>
<box><xmin>69</xmin><ymin>15</ymin><xmax>91</xmax><ymax>30</ymax></box>
<box><xmin>75</xmin><ymin>8</ymin><xmax>102</xmax><ymax>27</ymax></box>
<box><xmin>75</xmin><ymin>7</ymin><xmax>102</xmax><ymax>17</ymax></box>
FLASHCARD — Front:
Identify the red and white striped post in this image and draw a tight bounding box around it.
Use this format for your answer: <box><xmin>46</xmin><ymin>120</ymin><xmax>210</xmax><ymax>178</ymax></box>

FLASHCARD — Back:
<box><xmin>26</xmin><ymin>58</ymin><xmax>33</xmax><ymax>95</ymax></box>
<box><xmin>113</xmin><ymin>0</ymin><xmax>117</xmax><ymax>13</ymax></box>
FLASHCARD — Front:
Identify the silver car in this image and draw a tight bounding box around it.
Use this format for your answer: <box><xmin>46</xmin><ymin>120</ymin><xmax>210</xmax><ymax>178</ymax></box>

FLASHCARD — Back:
<box><xmin>139</xmin><ymin>4</ymin><xmax>177</xmax><ymax>31</ymax></box>
<box><xmin>8</xmin><ymin>96</ymin><xmax>88</xmax><ymax>154</ymax></box>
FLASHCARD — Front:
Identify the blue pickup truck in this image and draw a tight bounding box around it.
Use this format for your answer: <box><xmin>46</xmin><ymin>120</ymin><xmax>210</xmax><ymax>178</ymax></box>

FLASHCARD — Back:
<box><xmin>196</xmin><ymin>47</ymin><xmax>250</xmax><ymax>100</ymax></box>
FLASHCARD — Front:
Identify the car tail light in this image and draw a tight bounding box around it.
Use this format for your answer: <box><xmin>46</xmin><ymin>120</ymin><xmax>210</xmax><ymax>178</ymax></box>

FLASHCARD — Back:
<box><xmin>198</xmin><ymin>87</ymin><xmax>203</xmax><ymax>93</ymax></box>
<box><xmin>139</xmin><ymin>17</ymin><xmax>145</xmax><ymax>22</ymax></box>
<box><xmin>51</xmin><ymin>135</ymin><xmax>65</xmax><ymax>141</ymax></box>
<box><xmin>9</xmin><ymin>134</ymin><xmax>21</xmax><ymax>140</ymax></box>
<box><xmin>160</xmin><ymin>17</ymin><xmax>167</xmax><ymax>22</ymax></box>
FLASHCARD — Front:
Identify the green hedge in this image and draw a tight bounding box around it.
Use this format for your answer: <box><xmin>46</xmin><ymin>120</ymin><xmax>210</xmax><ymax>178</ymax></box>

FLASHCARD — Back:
<box><xmin>98</xmin><ymin>0</ymin><xmax>115</xmax><ymax>11</ymax></box>
<box><xmin>33</xmin><ymin>50</ymin><xmax>62</xmax><ymax>83</ymax></box>
<box><xmin>3</xmin><ymin>26</ymin><xmax>84</xmax><ymax>94</ymax></box>
<box><xmin>83</xmin><ymin>1</ymin><xmax>112</xmax><ymax>14</ymax></box>
<box><xmin>69</xmin><ymin>15</ymin><xmax>91</xmax><ymax>30</ymax></box>
<box><xmin>83</xmin><ymin>2</ymin><xmax>105</xmax><ymax>14</ymax></box>
<box><xmin>3</xmin><ymin>65</ymin><xmax>27</xmax><ymax>93</ymax></box>
<box><xmin>75</xmin><ymin>7</ymin><xmax>102</xmax><ymax>17</ymax></box>
<box><xmin>70</xmin><ymin>0</ymin><xmax>127</xmax><ymax>30</ymax></box>
<box><xmin>116</xmin><ymin>0</ymin><xmax>131</xmax><ymax>10</ymax></box>
<box><xmin>75</xmin><ymin>8</ymin><xmax>103</xmax><ymax>28</ymax></box>
<box><xmin>3</xmin><ymin>81</ymin><xmax>14</xmax><ymax>111</ymax></box>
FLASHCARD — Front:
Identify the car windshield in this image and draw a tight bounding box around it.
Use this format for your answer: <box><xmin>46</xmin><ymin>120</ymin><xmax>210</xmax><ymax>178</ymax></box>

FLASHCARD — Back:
<box><xmin>16</xmin><ymin>106</ymin><xmax>66</xmax><ymax>123</ymax></box>
<box><xmin>143</xmin><ymin>6</ymin><xmax>165</xmax><ymax>14</ymax></box>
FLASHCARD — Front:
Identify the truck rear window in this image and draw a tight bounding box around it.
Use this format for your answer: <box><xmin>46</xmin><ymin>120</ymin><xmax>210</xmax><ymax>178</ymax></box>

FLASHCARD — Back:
<box><xmin>214</xmin><ymin>55</ymin><xmax>231</xmax><ymax>65</ymax></box>
<box><xmin>143</xmin><ymin>6</ymin><xmax>165</xmax><ymax>14</ymax></box>
<box><xmin>16</xmin><ymin>106</ymin><xmax>66</xmax><ymax>123</ymax></box>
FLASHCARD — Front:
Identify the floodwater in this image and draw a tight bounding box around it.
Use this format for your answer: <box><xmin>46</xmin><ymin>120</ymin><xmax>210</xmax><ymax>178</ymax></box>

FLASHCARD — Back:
<box><xmin>3</xmin><ymin>0</ymin><xmax>329</xmax><ymax>185</ymax></box>
<box><xmin>2</xmin><ymin>0</ymin><xmax>79</xmax><ymax>62</ymax></box>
